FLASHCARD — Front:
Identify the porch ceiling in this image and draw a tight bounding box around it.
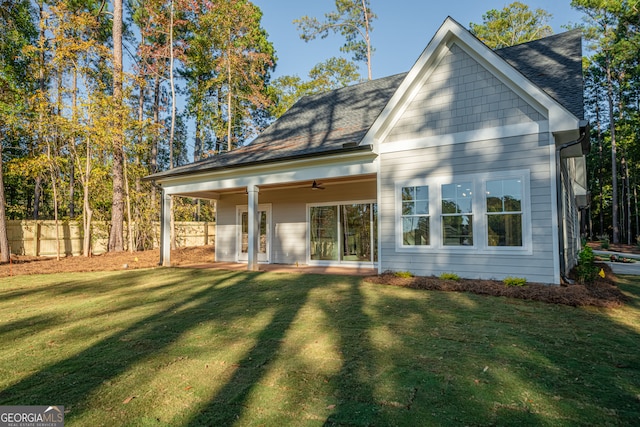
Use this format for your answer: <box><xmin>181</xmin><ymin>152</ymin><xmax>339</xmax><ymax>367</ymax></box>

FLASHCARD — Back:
<box><xmin>170</xmin><ymin>174</ymin><xmax>377</xmax><ymax>200</ymax></box>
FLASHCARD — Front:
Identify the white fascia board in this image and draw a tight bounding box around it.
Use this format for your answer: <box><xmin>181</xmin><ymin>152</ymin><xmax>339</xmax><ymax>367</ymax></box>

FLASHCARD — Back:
<box><xmin>157</xmin><ymin>151</ymin><xmax>378</xmax><ymax>196</ymax></box>
<box><xmin>362</xmin><ymin>18</ymin><xmax>455</xmax><ymax>150</ymax></box>
<box><xmin>362</xmin><ymin>17</ymin><xmax>580</xmax><ymax>152</ymax></box>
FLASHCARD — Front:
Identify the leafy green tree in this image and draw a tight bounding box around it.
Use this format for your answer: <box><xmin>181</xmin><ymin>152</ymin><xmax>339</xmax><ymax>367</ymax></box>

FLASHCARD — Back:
<box><xmin>0</xmin><ymin>0</ymin><xmax>37</xmax><ymax>262</ymax></box>
<box><xmin>572</xmin><ymin>0</ymin><xmax>639</xmax><ymax>243</ymax></box>
<box><xmin>295</xmin><ymin>0</ymin><xmax>375</xmax><ymax>80</ymax></box>
<box><xmin>469</xmin><ymin>1</ymin><xmax>553</xmax><ymax>49</ymax></box>
<box><xmin>184</xmin><ymin>0</ymin><xmax>275</xmax><ymax>153</ymax></box>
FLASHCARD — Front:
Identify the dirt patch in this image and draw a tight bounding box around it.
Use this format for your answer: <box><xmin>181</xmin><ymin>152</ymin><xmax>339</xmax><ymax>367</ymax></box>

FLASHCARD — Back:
<box><xmin>365</xmin><ymin>263</ymin><xmax>628</xmax><ymax>308</ymax></box>
<box><xmin>0</xmin><ymin>246</ymin><xmax>215</xmax><ymax>278</ymax></box>
<box><xmin>587</xmin><ymin>241</ymin><xmax>640</xmax><ymax>255</ymax></box>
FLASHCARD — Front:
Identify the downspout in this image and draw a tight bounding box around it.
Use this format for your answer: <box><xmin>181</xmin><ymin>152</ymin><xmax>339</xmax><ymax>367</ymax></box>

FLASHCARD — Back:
<box><xmin>556</xmin><ymin>121</ymin><xmax>590</xmax><ymax>284</ymax></box>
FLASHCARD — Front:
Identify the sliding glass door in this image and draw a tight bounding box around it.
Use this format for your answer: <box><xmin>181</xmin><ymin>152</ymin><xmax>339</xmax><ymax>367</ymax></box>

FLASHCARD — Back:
<box><xmin>310</xmin><ymin>202</ymin><xmax>377</xmax><ymax>264</ymax></box>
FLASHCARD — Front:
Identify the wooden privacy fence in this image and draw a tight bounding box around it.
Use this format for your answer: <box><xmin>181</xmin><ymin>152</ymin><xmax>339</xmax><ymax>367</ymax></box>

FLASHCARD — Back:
<box><xmin>4</xmin><ymin>220</ymin><xmax>215</xmax><ymax>257</ymax></box>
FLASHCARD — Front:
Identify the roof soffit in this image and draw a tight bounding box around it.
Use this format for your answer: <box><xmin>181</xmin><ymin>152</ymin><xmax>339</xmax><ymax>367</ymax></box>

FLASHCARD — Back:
<box><xmin>363</xmin><ymin>17</ymin><xmax>580</xmax><ymax>149</ymax></box>
<box><xmin>154</xmin><ymin>148</ymin><xmax>378</xmax><ymax>190</ymax></box>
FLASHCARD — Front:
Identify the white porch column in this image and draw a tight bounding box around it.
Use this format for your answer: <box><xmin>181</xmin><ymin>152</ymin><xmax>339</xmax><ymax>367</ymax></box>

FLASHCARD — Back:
<box><xmin>160</xmin><ymin>191</ymin><xmax>172</xmax><ymax>266</ymax></box>
<box><xmin>247</xmin><ymin>185</ymin><xmax>260</xmax><ymax>271</ymax></box>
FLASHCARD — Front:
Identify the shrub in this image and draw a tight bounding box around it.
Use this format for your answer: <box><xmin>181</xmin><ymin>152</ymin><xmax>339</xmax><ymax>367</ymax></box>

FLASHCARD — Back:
<box><xmin>394</xmin><ymin>271</ymin><xmax>414</xmax><ymax>278</ymax></box>
<box><xmin>576</xmin><ymin>246</ymin><xmax>598</xmax><ymax>284</ymax></box>
<box><xmin>503</xmin><ymin>277</ymin><xmax>527</xmax><ymax>287</ymax></box>
<box><xmin>439</xmin><ymin>272</ymin><xmax>460</xmax><ymax>281</ymax></box>
<box><xmin>597</xmin><ymin>234</ymin><xmax>610</xmax><ymax>250</ymax></box>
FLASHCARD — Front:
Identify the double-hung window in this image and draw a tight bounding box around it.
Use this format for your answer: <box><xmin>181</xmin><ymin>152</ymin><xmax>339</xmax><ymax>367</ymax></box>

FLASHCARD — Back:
<box><xmin>441</xmin><ymin>182</ymin><xmax>473</xmax><ymax>246</ymax></box>
<box><xmin>396</xmin><ymin>171</ymin><xmax>530</xmax><ymax>252</ymax></box>
<box><xmin>486</xmin><ymin>179</ymin><xmax>523</xmax><ymax>246</ymax></box>
<box><xmin>401</xmin><ymin>186</ymin><xmax>430</xmax><ymax>246</ymax></box>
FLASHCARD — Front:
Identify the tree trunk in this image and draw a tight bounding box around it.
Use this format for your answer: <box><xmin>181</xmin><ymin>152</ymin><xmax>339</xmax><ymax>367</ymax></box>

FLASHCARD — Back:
<box><xmin>33</xmin><ymin>1</ymin><xmax>47</xmax><ymax>221</ymax></box>
<box><xmin>227</xmin><ymin>32</ymin><xmax>232</xmax><ymax>151</ymax></box>
<box><xmin>634</xmin><ymin>171</ymin><xmax>639</xmax><ymax>244</ymax></box>
<box><xmin>150</xmin><ymin>75</ymin><xmax>161</xmax><ymax>208</ymax></box>
<box><xmin>69</xmin><ymin>69</ymin><xmax>78</xmax><ymax>219</ymax></box>
<box><xmin>135</xmin><ymin>82</ymin><xmax>145</xmax><ymax>250</ymax></box>
<box><xmin>47</xmin><ymin>139</ymin><xmax>61</xmax><ymax>261</ymax></box>
<box><xmin>361</xmin><ymin>0</ymin><xmax>373</xmax><ymax>80</ymax></box>
<box><xmin>624</xmin><ymin>156</ymin><xmax>631</xmax><ymax>244</ymax></box>
<box><xmin>0</xmin><ymin>138</ymin><xmax>11</xmax><ymax>263</ymax></box>
<box><xmin>82</xmin><ymin>141</ymin><xmax>93</xmax><ymax>257</ymax></box>
<box><xmin>124</xmin><ymin>150</ymin><xmax>134</xmax><ymax>253</ymax></box>
<box><xmin>194</xmin><ymin>92</ymin><xmax>202</xmax><ymax>161</ymax></box>
<box><xmin>169</xmin><ymin>0</ymin><xmax>176</xmax><ymax>169</ymax></box>
<box><xmin>109</xmin><ymin>0</ymin><xmax>125</xmax><ymax>252</ymax></box>
<box><xmin>606</xmin><ymin>55</ymin><xmax>619</xmax><ymax>244</ymax></box>
<box><xmin>596</xmin><ymin>93</ymin><xmax>604</xmax><ymax>237</ymax></box>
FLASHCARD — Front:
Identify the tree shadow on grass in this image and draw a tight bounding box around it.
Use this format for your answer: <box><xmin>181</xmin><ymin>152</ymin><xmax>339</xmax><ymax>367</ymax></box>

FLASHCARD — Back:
<box><xmin>318</xmin><ymin>279</ymin><xmax>380</xmax><ymax>426</ymax></box>
<box><xmin>0</xmin><ymin>268</ymin><xmax>321</xmax><ymax>424</ymax></box>
<box><xmin>2</xmin><ymin>270</ymin><xmax>639</xmax><ymax>425</ymax></box>
<box><xmin>328</xmin><ymin>282</ymin><xmax>640</xmax><ymax>425</ymax></box>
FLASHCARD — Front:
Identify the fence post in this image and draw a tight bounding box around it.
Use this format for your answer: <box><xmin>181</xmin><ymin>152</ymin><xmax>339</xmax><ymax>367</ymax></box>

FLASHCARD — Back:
<box><xmin>33</xmin><ymin>222</ymin><xmax>40</xmax><ymax>257</ymax></box>
<box><xmin>204</xmin><ymin>222</ymin><xmax>208</xmax><ymax>246</ymax></box>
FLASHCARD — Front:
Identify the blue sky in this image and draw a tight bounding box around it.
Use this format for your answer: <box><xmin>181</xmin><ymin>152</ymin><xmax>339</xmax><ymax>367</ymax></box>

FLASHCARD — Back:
<box><xmin>251</xmin><ymin>0</ymin><xmax>584</xmax><ymax>80</ymax></box>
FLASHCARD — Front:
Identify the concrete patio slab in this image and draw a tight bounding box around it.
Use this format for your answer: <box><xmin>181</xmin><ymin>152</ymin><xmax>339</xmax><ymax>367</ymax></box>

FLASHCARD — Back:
<box><xmin>179</xmin><ymin>262</ymin><xmax>378</xmax><ymax>277</ymax></box>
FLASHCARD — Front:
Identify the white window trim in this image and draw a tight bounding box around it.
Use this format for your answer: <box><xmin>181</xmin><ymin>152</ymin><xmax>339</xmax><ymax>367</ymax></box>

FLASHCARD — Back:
<box><xmin>306</xmin><ymin>199</ymin><xmax>378</xmax><ymax>267</ymax></box>
<box><xmin>399</xmin><ymin>185</ymin><xmax>431</xmax><ymax>247</ymax></box>
<box><xmin>395</xmin><ymin>170</ymin><xmax>532</xmax><ymax>255</ymax></box>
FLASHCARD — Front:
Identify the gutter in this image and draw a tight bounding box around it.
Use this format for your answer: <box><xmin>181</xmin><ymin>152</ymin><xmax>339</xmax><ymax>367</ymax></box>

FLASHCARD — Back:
<box><xmin>143</xmin><ymin>143</ymin><xmax>374</xmax><ymax>182</ymax></box>
<box><xmin>556</xmin><ymin>120</ymin><xmax>590</xmax><ymax>284</ymax></box>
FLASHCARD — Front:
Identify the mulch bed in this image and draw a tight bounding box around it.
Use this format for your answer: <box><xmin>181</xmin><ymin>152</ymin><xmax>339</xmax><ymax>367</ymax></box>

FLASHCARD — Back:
<box><xmin>365</xmin><ymin>263</ymin><xmax>629</xmax><ymax>308</ymax></box>
<box><xmin>0</xmin><ymin>246</ymin><xmax>216</xmax><ymax>278</ymax></box>
<box><xmin>2</xmin><ymin>247</ymin><xmax>630</xmax><ymax>308</ymax></box>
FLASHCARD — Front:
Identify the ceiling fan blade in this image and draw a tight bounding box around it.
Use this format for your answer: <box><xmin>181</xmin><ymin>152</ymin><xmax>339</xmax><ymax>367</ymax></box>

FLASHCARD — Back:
<box><xmin>311</xmin><ymin>180</ymin><xmax>325</xmax><ymax>190</ymax></box>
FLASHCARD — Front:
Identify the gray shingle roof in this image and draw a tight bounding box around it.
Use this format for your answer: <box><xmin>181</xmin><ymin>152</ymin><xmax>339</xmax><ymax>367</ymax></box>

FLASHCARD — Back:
<box><xmin>496</xmin><ymin>30</ymin><xmax>584</xmax><ymax>119</ymax></box>
<box><xmin>149</xmin><ymin>30</ymin><xmax>583</xmax><ymax>180</ymax></box>
<box><xmin>151</xmin><ymin>73</ymin><xmax>406</xmax><ymax>179</ymax></box>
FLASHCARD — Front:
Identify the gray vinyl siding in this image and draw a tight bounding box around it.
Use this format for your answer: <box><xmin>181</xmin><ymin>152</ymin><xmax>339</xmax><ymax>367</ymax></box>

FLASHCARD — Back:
<box><xmin>387</xmin><ymin>44</ymin><xmax>542</xmax><ymax>142</ymax></box>
<box><xmin>216</xmin><ymin>181</ymin><xmax>376</xmax><ymax>264</ymax></box>
<box><xmin>561</xmin><ymin>159</ymin><xmax>580</xmax><ymax>272</ymax></box>
<box><xmin>379</xmin><ymin>131</ymin><xmax>557</xmax><ymax>284</ymax></box>
<box><xmin>378</xmin><ymin>41</ymin><xmax>561</xmax><ymax>283</ymax></box>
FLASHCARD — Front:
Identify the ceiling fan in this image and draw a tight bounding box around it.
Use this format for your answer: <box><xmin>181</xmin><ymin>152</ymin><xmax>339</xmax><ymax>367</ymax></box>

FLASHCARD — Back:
<box><xmin>311</xmin><ymin>180</ymin><xmax>325</xmax><ymax>190</ymax></box>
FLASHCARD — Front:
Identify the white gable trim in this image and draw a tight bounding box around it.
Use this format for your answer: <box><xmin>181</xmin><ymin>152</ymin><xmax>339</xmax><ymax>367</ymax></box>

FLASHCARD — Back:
<box><xmin>362</xmin><ymin>17</ymin><xmax>580</xmax><ymax>151</ymax></box>
<box><xmin>379</xmin><ymin>121</ymin><xmax>547</xmax><ymax>154</ymax></box>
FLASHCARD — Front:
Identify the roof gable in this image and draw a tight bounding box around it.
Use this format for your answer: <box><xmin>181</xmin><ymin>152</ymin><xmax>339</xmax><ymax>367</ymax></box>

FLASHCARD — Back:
<box><xmin>385</xmin><ymin>42</ymin><xmax>545</xmax><ymax>143</ymax></box>
<box><xmin>362</xmin><ymin>17</ymin><xmax>582</xmax><ymax>147</ymax></box>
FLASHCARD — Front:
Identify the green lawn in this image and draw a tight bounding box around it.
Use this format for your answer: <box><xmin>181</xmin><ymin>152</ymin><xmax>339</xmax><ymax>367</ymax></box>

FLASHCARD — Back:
<box><xmin>1</xmin><ymin>268</ymin><xmax>639</xmax><ymax>426</ymax></box>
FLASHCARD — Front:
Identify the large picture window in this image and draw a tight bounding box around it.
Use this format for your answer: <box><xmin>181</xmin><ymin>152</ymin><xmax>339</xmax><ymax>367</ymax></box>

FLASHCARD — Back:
<box><xmin>401</xmin><ymin>186</ymin><xmax>430</xmax><ymax>246</ymax></box>
<box><xmin>486</xmin><ymin>179</ymin><xmax>523</xmax><ymax>246</ymax></box>
<box><xmin>396</xmin><ymin>171</ymin><xmax>530</xmax><ymax>252</ymax></box>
